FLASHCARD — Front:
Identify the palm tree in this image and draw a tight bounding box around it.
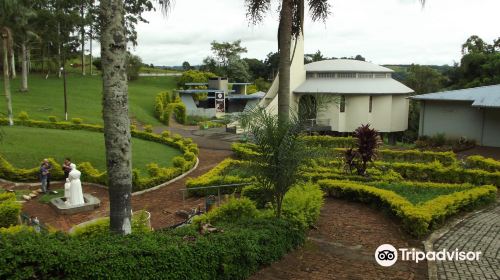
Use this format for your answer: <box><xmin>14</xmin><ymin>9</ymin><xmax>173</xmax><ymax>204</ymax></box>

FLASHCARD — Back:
<box><xmin>99</xmin><ymin>0</ymin><xmax>172</xmax><ymax>234</ymax></box>
<box><xmin>245</xmin><ymin>0</ymin><xmax>330</xmax><ymax>123</ymax></box>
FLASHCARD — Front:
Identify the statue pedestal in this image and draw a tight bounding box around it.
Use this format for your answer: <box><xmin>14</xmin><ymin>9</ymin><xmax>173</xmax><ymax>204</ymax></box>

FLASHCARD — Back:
<box><xmin>50</xmin><ymin>193</ymin><xmax>100</xmax><ymax>215</ymax></box>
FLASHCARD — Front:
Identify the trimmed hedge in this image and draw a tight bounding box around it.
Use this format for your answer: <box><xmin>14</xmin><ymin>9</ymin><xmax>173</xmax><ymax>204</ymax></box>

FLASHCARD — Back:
<box><xmin>381</xmin><ymin>161</ymin><xmax>500</xmax><ymax>186</ymax></box>
<box><xmin>319</xmin><ymin>179</ymin><xmax>496</xmax><ymax>237</ymax></box>
<box><xmin>233</xmin><ymin>142</ymin><xmax>457</xmax><ymax>166</ymax></box>
<box><xmin>465</xmin><ymin>155</ymin><xmax>500</xmax><ymax>173</ymax></box>
<box><xmin>0</xmin><ymin>218</ymin><xmax>305</xmax><ymax>280</ymax></box>
<box><xmin>300</xmin><ymin>135</ymin><xmax>355</xmax><ymax>148</ymax></box>
<box><xmin>0</xmin><ymin>119</ymin><xmax>198</xmax><ymax>192</ymax></box>
<box><xmin>186</xmin><ymin>159</ymin><xmax>252</xmax><ymax>196</ymax></box>
<box><xmin>0</xmin><ymin>193</ymin><xmax>21</xmax><ymax>228</ymax></box>
<box><xmin>154</xmin><ymin>91</ymin><xmax>187</xmax><ymax>125</ymax></box>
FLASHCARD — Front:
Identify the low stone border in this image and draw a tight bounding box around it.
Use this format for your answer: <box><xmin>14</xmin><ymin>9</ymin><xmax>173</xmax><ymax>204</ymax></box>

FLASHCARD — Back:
<box><xmin>0</xmin><ymin>157</ymin><xmax>199</xmax><ymax>196</ymax></box>
<box><xmin>423</xmin><ymin>199</ymin><xmax>500</xmax><ymax>280</ymax></box>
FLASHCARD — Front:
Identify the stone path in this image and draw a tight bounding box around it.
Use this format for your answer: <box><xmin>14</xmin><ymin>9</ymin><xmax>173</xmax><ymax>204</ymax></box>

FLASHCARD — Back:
<box><xmin>434</xmin><ymin>204</ymin><xmax>500</xmax><ymax>280</ymax></box>
<box><xmin>250</xmin><ymin>198</ymin><xmax>428</xmax><ymax>280</ymax></box>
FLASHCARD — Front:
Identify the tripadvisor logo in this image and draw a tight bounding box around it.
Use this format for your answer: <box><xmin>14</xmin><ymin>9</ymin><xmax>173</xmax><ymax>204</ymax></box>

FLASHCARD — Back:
<box><xmin>375</xmin><ymin>244</ymin><xmax>482</xmax><ymax>267</ymax></box>
<box><xmin>375</xmin><ymin>244</ymin><xmax>398</xmax><ymax>267</ymax></box>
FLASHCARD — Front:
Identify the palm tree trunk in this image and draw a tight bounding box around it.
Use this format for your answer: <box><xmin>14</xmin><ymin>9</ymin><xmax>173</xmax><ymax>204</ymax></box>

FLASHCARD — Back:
<box><xmin>100</xmin><ymin>0</ymin><xmax>132</xmax><ymax>235</ymax></box>
<box><xmin>2</xmin><ymin>34</ymin><xmax>14</xmax><ymax>126</ymax></box>
<box><xmin>20</xmin><ymin>42</ymin><xmax>28</xmax><ymax>92</ymax></box>
<box><xmin>278</xmin><ymin>0</ymin><xmax>293</xmax><ymax>123</ymax></box>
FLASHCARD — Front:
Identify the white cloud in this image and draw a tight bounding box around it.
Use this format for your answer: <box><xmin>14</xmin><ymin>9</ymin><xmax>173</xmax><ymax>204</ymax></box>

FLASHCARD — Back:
<box><xmin>125</xmin><ymin>0</ymin><xmax>499</xmax><ymax>66</ymax></box>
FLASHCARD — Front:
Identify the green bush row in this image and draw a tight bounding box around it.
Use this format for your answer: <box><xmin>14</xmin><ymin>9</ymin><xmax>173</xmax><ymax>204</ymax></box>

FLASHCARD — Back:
<box><xmin>319</xmin><ymin>179</ymin><xmax>496</xmax><ymax>237</ymax></box>
<box><xmin>0</xmin><ymin>218</ymin><xmax>304</xmax><ymax>280</ymax></box>
<box><xmin>233</xmin><ymin>142</ymin><xmax>457</xmax><ymax>166</ymax></box>
<box><xmin>464</xmin><ymin>155</ymin><xmax>500</xmax><ymax>173</ymax></box>
<box><xmin>185</xmin><ymin>159</ymin><xmax>253</xmax><ymax>196</ymax></box>
<box><xmin>300</xmin><ymin>135</ymin><xmax>355</xmax><ymax>148</ymax></box>
<box><xmin>0</xmin><ymin>119</ymin><xmax>199</xmax><ymax>191</ymax></box>
<box><xmin>0</xmin><ymin>193</ymin><xmax>21</xmax><ymax>228</ymax></box>
<box><xmin>154</xmin><ymin>91</ymin><xmax>187</xmax><ymax>125</ymax></box>
<box><xmin>381</xmin><ymin>161</ymin><xmax>500</xmax><ymax>186</ymax></box>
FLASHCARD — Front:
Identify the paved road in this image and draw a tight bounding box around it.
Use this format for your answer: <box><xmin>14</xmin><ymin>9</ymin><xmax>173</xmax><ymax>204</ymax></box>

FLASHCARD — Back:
<box><xmin>434</xmin><ymin>204</ymin><xmax>500</xmax><ymax>280</ymax></box>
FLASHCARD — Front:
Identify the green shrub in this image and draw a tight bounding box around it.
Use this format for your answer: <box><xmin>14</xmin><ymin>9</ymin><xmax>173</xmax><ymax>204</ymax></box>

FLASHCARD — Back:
<box><xmin>130</xmin><ymin>124</ymin><xmax>137</xmax><ymax>131</ymax></box>
<box><xmin>193</xmin><ymin>197</ymin><xmax>258</xmax><ymax>227</ymax></box>
<box><xmin>172</xmin><ymin>156</ymin><xmax>187</xmax><ymax>169</ymax></box>
<box><xmin>0</xmin><ymin>193</ymin><xmax>21</xmax><ymax>228</ymax></box>
<box><xmin>172</xmin><ymin>103</ymin><xmax>187</xmax><ymax>124</ymax></box>
<box><xmin>241</xmin><ymin>184</ymin><xmax>273</xmax><ymax>208</ymax></box>
<box><xmin>161</xmin><ymin>130</ymin><xmax>170</xmax><ymax>138</ymax></box>
<box><xmin>183</xmin><ymin>152</ymin><xmax>196</xmax><ymax>162</ymax></box>
<box><xmin>17</xmin><ymin>111</ymin><xmax>29</xmax><ymax>121</ymax></box>
<box><xmin>172</xmin><ymin>133</ymin><xmax>182</xmax><ymax>141</ymax></box>
<box><xmin>186</xmin><ymin>159</ymin><xmax>253</xmax><ymax>196</ymax></box>
<box><xmin>0</xmin><ymin>218</ymin><xmax>304</xmax><ymax>280</ymax></box>
<box><xmin>465</xmin><ymin>155</ymin><xmax>500</xmax><ymax>172</ymax></box>
<box><xmin>232</xmin><ymin>142</ymin><xmax>260</xmax><ymax>160</ymax></box>
<box><xmin>0</xmin><ymin>192</ymin><xmax>16</xmax><ymax>203</ymax></box>
<box><xmin>143</xmin><ymin>124</ymin><xmax>153</xmax><ymax>133</ymax></box>
<box><xmin>71</xmin><ymin>118</ymin><xmax>83</xmax><ymax>124</ymax></box>
<box><xmin>71</xmin><ymin>210</ymin><xmax>151</xmax><ymax>238</ymax></box>
<box><xmin>47</xmin><ymin>116</ymin><xmax>57</xmax><ymax>123</ymax></box>
<box><xmin>282</xmin><ymin>183</ymin><xmax>324</xmax><ymax>229</ymax></box>
<box><xmin>301</xmin><ymin>135</ymin><xmax>355</xmax><ymax>148</ymax></box>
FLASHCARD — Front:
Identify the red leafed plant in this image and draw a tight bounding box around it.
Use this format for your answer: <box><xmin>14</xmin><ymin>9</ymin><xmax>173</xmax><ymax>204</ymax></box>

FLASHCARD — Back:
<box><xmin>344</xmin><ymin>124</ymin><xmax>381</xmax><ymax>175</ymax></box>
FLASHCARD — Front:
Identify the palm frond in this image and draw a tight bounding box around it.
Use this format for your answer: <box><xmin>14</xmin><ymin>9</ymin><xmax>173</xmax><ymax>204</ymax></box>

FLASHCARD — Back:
<box><xmin>308</xmin><ymin>0</ymin><xmax>330</xmax><ymax>22</ymax></box>
<box><xmin>245</xmin><ymin>0</ymin><xmax>271</xmax><ymax>24</ymax></box>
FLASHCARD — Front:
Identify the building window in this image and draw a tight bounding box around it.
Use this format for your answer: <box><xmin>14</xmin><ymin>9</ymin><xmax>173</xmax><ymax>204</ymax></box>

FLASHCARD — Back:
<box><xmin>340</xmin><ymin>95</ymin><xmax>345</xmax><ymax>113</ymax></box>
<box><xmin>338</xmin><ymin>73</ymin><xmax>356</xmax><ymax>78</ymax></box>
<box><xmin>369</xmin><ymin>96</ymin><xmax>373</xmax><ymax>113</ymax></box>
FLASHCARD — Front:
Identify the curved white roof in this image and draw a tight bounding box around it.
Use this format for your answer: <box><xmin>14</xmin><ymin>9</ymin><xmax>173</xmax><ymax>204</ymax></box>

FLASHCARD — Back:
<box><xmin>294</xmin><ymin>78</ymin><xmax>413</xmax><ymax>95</ymax></box>
<box><xmin>305</xmin><ymin>59</ymin><xmax>394</xmax><ymax>73</ymax></box>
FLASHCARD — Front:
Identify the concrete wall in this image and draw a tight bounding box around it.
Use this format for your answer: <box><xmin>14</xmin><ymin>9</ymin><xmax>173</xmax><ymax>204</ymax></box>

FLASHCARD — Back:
<box><xmin>370</xmin><ymin>95</ymin><xmax>392</xmax><ymax>132</ymax></box>
<box><xmin>180</xmin><ymin>95</ymin><xmax>215</xmax><ymax>118</ymax></box>
<box><xmin>419</xmin><ymin>100</ymin><xmax>483</xmax><ymax>141</ymax></box>
<box><xmin>315</xmin><ymin>94</ymin><xmax>408</xmax><ymax>132</ymax></box>
<box><xmin>345</xmin><ymin>96</ymin><xmax>371</xmax><ymax>131</ymax></box>
<box><xmin>482</xmin><ymin>108</ymin><xmax>500</xmax><ymax>147</ymax></box>
<box><xmin>390</xmin><ymin>95</ymin><xmax>409</xmax><ymax>131</ymax></box>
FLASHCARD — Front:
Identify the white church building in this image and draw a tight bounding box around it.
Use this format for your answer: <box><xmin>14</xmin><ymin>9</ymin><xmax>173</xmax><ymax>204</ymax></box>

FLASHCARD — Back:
<box><xmin>254</xmin><ymin>37</ymin><xmax>413</xmax><ymax>134</ymax></box>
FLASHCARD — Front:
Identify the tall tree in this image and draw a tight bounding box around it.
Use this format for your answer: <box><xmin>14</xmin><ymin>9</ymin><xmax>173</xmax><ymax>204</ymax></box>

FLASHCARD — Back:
<box><xmin>245</xmin><ymin>0</ymin><xmax>330</xmax><ymax>123</ymax></box>
<box><xmin>100</xmin><ymin>0</ymin><xmax>172</xmax><ymax>235</ymax></box>
<box><xmin>1</xmin><ymin>27</ymin><xmax>14</xmax><ymax>125</ymax></box>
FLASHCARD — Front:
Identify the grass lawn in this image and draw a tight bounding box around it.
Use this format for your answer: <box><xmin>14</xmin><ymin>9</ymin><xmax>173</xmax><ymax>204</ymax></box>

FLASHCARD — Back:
<box><xmin>0</xmin><ymin>126</ymin><xmax>182</xmax><ymax>174</ymax></box>
<box><xmin>371</xmin><ymin>182</ymin><xmax>471</xmax><ymax>205</ymax></box>
<box><xmin>0</xmin><ymin>74</ymin><xmax>177</xmax><ymax>125</ymax></box>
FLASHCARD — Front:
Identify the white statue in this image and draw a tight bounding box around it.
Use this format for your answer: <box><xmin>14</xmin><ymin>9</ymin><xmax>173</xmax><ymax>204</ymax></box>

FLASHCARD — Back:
<box><xmin>64</xmin><ymin>178</ymin><xmax>71</xmax><ymax>204</ymax></box>
<box><xmin>68</xmin><ymin>163</ymin><xmax>85</xmax><ymax>206</ymax></box>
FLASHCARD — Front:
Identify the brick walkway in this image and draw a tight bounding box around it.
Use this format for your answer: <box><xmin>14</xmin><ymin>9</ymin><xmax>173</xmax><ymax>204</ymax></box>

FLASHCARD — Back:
<box><xmin>250</xmin><ymin>198</ymin><xmax>428</xmax><ymax>280</ymax></box>
<box><xmin>434</xmin><ymin>204</ymin><xmax>500</xmax><ymax>280</ymax></box>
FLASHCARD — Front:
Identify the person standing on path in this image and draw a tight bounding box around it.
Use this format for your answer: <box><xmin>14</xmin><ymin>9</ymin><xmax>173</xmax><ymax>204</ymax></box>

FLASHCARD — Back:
<box><xmin>39</xmin><ymin>162</ymin><xmax>49</xmax><ymax>193</ymax></box>
<box><xmin>62</xmin><ymin>158</ymin><xmax>72</xmax><ymax>179</ymax></box>
<box><xmin>42</xmin><ymin>159</ymin><xmax>52</xmax><ymax>190</ymax></box>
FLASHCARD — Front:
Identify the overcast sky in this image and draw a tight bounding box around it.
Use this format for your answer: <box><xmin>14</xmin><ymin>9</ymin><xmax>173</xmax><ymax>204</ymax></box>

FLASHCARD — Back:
<box><xmin>128</xmin><ymin>0</ymin><xmax>499</xmax><ymax>66</ymax></box>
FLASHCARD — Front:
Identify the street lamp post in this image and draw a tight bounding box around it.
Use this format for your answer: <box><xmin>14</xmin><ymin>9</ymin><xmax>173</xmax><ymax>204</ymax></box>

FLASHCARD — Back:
<box><xmin>61</xmin><ymin>66</ymin><xmax>68</xmax><ymax>121</ymax></box>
